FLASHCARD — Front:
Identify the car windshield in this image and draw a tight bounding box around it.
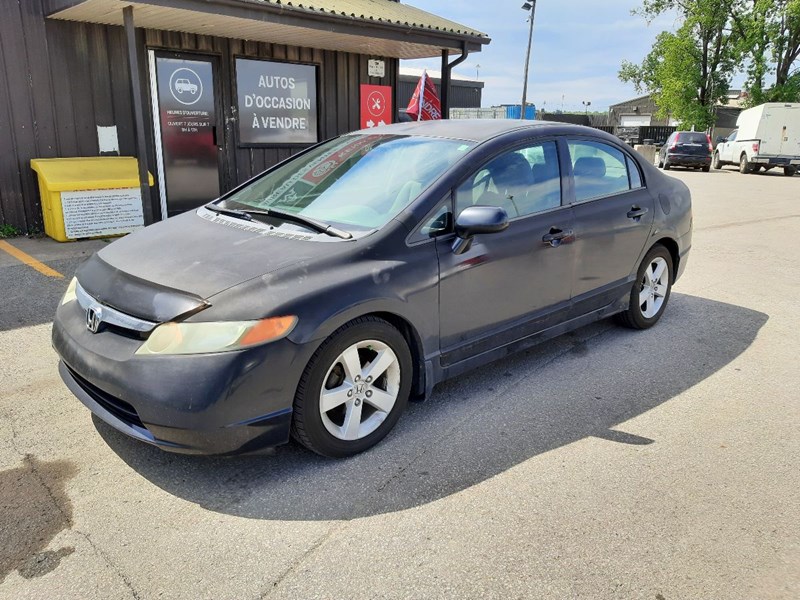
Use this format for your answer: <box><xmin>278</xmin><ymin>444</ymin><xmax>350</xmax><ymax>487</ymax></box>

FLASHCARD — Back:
<box><xmin>221</xmin><ymin>134</ymin><xmax>473</xmax><ymax>230</ymax></box>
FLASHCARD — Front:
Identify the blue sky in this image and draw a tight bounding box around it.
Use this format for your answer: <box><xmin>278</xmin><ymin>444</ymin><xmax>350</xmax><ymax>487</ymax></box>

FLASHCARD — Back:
<box><xmin>403</xmin><ymin>1</ymin><xmax>683</xmax><ymax>111</ymax></box>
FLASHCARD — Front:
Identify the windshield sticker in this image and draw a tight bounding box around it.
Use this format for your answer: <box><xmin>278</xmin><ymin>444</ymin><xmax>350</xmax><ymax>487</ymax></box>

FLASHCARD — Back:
<box><xmin>197</xmin><ymin>208</ymin><xmax>313</xmax><ymax>240</ymax></box>
<box><xmin>258</xmin><ymin>135</ymin><xmax>384</xmax><ymax>207</ymax></box>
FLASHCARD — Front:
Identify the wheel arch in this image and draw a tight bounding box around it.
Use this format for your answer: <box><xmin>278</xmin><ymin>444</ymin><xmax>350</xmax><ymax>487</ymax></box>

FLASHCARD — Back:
<box><xmin>300</xmin><ymin>309</ymin><xmax>428</xmax><ymax>402</ymax></box>
<box><xmin>651</xmin><ymin>237</ymin><xmax>680</xmax><ymax>281</ymax></box>
<box><xmin>366</xmin><ymin>311</ymin><xmax>427</xmax><ymax>400</ymax></box>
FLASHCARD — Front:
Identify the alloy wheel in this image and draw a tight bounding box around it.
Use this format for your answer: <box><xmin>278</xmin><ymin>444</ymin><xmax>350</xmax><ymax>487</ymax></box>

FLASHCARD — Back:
<box><xmin>318</xmin><ymin>340</ymin><xmax>401</xmax><ymax>441</ymax></box>
<box><xmin>639</xmin><ymin>256</ymin><xmax>669</xmax><ymax>318</ymax></box>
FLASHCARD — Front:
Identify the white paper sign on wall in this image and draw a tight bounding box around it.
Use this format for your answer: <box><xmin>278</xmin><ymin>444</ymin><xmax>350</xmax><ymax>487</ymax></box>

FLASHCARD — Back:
<box><xmin>368</xmin><ymin>59</ymin><xmax>385</xmax><ymax>78</ymax></box>
<box><xmin>61</xmin><ymin>188</ymin><xmax>145</xmax><ymax>239</ymax></box>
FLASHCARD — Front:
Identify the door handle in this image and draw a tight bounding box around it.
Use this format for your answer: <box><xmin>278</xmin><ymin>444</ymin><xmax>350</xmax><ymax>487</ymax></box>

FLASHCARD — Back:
<box><xmin>542</xmin><ymin>227</ymin><xmax>573</xmax><ymax>248</ymax></box>
<box><xmin>627</xmin><ymin>206</ymin><xmax>648</xmax><ymax>220</ymax></box>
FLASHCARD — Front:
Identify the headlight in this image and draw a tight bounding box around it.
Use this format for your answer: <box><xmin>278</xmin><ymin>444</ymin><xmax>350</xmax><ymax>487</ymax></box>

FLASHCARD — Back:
<box><xmin>61</xmin><ymin>277</ymin><xmax>78</xmax><ymax>305</ymax></box>
<box><xmin>135</xmin><ymin>316</ymin><xmax>297</xmax><ymax>355</ymax></box>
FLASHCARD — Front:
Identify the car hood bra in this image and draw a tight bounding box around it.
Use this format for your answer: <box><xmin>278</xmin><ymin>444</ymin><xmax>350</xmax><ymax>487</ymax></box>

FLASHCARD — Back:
<box><xmin>75</xmin><ymin>210</ymin><xmax>350</xmax><ymax>322</ymax></box>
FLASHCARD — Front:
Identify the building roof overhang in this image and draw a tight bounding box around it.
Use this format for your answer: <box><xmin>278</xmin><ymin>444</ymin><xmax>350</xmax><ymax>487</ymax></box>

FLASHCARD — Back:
<box><xmin>48</xmin><ymin>0</ymin><xmax>489</xmax><ymax>59</ymax></box>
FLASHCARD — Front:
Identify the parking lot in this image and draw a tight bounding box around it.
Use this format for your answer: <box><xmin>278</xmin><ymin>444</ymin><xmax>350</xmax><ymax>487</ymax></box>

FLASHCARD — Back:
<box><xmin>1</xmin><ymin>166</ymin><xmax>798</xmax><ymax>599</ymax></box>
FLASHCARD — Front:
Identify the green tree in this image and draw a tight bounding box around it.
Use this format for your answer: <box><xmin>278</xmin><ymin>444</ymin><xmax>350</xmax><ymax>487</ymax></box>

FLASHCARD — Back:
<box><xmin>620</xmin><ymin>0</ymin><xmax>739</xmax><ymax>129</ymax></box>
<box><xmin>730</xmin><ymin>0</ymin><xmax>800</xmax><ymax>104</ymax></box>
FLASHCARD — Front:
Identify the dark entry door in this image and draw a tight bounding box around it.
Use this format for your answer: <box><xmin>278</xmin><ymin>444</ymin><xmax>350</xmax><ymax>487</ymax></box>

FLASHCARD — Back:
<box><xmin>153</xmin><ymin>52</ymin><xmax>221</xmax><ymax>217</ymax></box>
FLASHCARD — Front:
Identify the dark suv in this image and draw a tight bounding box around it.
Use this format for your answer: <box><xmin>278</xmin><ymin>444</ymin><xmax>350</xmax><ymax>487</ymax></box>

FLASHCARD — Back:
<box><xmin>656</xmin><ymin>131</ymin><xmax>713</xmax><ymax>172</ymax></box>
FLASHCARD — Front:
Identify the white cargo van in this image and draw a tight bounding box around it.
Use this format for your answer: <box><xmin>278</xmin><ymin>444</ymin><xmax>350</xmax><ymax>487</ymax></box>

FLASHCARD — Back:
<box><xmin>713</xmin><ymin>103</ymin><xmax>800</xmax><ymax>176</ymax></box>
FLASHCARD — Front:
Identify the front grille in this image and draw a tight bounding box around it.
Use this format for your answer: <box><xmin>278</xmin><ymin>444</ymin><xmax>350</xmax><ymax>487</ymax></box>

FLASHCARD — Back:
<box><xmin>76</xmin><ymin>281</ymin><xmax>158</xmax><ymax>335</ymax></box>
<box><xmin>66</xmin><ymin>365</ymin><xmax>145</xmax><ymax>428</ymax></box>
<box><xmin>104</xmin><ymin>322</ymin><xmax>148</xmax><ymax>341</ymax></box>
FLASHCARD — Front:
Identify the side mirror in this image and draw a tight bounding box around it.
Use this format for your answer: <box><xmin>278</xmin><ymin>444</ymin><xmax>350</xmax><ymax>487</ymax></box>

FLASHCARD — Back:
<box><xmin>716</xmin><ymin>136</ymin><xmax>727</xmax><ymax>143</ymax></box>
<box><xmin>452</xmin><ymin>205</ymin><xmax>509</xmax><ymax>255</ymax></box>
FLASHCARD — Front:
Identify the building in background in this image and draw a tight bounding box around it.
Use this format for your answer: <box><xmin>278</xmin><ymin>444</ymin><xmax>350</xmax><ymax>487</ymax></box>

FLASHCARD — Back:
<box><xmin>608</xmin><ymin>90</ymin><xmax>747</xmax><ymax>127</ymax></box>
<box><xmin>398</xmin><ymin>68</ymin><xmax>483</xmax><ymax>118</ymax></box>
<box><xmin>0</xmin><ymin>0</ymin><xmax>489</xmax><ymax>232</ymax></box>
<box><xmin>608</xmin><ymin>91</ymin><xmax>747</xmax><ymax>142</ymax></box>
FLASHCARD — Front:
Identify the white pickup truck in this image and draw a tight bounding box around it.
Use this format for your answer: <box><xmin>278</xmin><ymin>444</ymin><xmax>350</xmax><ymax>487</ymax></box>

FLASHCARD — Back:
<box><xmin>713</xmin><ymin>103</ymin><xmax>800</xmax><ymax>176</ymax></box>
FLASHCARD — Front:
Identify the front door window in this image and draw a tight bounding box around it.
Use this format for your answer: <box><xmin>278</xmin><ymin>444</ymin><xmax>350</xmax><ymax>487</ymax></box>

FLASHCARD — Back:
<box><xmin>455</xmin><ymin>141</ymin><xmax>561</xmax><ymax>218</ymax></box>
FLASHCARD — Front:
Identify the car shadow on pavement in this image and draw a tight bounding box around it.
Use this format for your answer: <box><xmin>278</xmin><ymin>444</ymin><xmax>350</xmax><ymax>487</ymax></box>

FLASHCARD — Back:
<box><xmin>96</xmin><ymin>292</ymin><xmax>767</xmax><ymax>521</ymax></box>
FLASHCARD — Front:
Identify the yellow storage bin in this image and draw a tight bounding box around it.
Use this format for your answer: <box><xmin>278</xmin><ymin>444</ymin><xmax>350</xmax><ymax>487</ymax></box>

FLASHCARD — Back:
<box><xmin>30</xmin><ymin>157</ymin><xmax>154</xmax><ymax>242</ymax></box>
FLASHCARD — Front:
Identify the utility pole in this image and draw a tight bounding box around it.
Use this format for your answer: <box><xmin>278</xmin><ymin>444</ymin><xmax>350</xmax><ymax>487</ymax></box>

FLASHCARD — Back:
<box><xmin>520</xmin><ymin>1</ymin><xmax>537</xmax><ymax>119</ymax></box>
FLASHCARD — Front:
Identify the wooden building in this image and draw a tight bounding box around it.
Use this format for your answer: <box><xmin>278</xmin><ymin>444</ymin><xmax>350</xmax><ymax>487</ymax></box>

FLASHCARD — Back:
<box><xmin>0</xmin><ymin>0</ymin><xmax>488</xmax><ymax>232</ymax></box>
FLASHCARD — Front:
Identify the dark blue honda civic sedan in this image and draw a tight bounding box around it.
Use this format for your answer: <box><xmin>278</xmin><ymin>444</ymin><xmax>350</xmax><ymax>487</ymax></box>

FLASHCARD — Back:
<box><xmin>53</xmin><ymin>120</ymin><xmax>692</xmax><ymax>458</ymax></box>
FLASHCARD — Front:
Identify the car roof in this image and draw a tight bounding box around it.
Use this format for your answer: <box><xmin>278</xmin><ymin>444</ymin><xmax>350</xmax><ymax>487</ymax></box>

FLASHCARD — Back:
<box><xmin>355</xmin><ymin>119</ymin><xmax>603</xmax><ymax>143</ymax></box>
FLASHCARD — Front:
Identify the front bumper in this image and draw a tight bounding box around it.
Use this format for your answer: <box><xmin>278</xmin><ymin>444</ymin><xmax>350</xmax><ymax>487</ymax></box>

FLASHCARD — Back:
<box><xmin>53</xmin><ymin>299</ymin><xmax>309</xmax><ymax>455</ymax></box>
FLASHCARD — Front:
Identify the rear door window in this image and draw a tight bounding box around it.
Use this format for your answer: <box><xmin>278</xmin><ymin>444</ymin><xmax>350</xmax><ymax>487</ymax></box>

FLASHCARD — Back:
<box><xmin>626</xmin><ymin>156</ymin><xmax>642</xmax><ymax>189</ymax></box>
<box><xmin>567</xmin><ymin>140</ymin><xmax>630</xmax><ymax>202</ymax></box>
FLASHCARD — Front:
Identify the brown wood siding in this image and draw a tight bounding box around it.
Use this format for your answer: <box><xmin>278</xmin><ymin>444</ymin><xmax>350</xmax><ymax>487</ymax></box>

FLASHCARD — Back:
<box><xmin>0</xmin><ymin>0</ymin><xmax>398</xmax><ymax>231</ymax></box>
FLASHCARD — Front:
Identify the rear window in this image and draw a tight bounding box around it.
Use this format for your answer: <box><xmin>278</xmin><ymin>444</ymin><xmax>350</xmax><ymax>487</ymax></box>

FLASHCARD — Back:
<box><xmin>678</xmin><ymin>132</ymin><xmax>708</xmax><ymax>144</ymax></box>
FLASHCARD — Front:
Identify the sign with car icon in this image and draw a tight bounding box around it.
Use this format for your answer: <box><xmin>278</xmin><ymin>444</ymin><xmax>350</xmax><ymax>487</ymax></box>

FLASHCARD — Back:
<box><xmin>174</xmin><ymin>78</ymin><xmax>198</xmax><ymax>95</ymax></box>
<box><xmin>168</xmin><ymin>68</ymin><xmax>203</xmax><ymax>106</ymax></box>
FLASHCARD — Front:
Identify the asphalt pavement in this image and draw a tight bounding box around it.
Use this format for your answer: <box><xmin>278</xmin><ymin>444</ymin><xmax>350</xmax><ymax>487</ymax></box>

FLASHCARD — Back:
<box><xmin>0</xmin><ymin>166</ymin><xmax>798</xmax><ymax>599</ymax></box>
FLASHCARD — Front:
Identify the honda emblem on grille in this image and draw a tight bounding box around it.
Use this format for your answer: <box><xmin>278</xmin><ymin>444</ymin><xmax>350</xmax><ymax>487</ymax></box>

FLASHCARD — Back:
<box><xmin>86</xmin><ymin>306</ymin><xmax>103</xmax><ymax>333</ymax></box>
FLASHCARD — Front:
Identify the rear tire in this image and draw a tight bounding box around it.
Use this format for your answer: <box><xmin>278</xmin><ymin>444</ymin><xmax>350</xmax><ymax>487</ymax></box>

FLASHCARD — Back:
<box><xmin>784</xmin><ymin>166</ymin><xmax>796</xmax><ymax>177</ymax></box>
<box><xmin>615</xmin><ymin>245</ymin><xmax>673</xmax><ymax>330</ymax></box>
<box><xmin>739</xmin><ymin>154</ymin><xmax>753</xmax><ymax>174</ymax></box>
<box><xmin>663</xmin><ymin>159</ymin><xmax>671</xmax><ymax>171</ymax></box>
<box><xmin>291</xmin><ymin>316</ymin><xmax>412</xmax><ymax>458</ymax></box>
<box><xmin>702</xmin><ymin>165</ymin><xmax>710</xmax><ymax>172</ymax></box>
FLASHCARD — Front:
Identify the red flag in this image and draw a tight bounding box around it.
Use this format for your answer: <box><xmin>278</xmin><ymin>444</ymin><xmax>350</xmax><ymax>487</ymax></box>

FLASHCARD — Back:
<box><xmin>406</xmin><ymin>71</ymin><xmax>442</xmax><ymax>121</ymax></box>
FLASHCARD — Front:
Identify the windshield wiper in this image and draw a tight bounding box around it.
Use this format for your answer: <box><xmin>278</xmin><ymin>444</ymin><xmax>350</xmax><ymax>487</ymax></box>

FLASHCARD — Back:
<box><xmin>205</xmin><ymin>204</ymin><xmax>253</xmax><ymax>222</ymax></box>
<box><xmin>255</xmin><ymin>207</ymin><xmax>352</xmax><ymax>240</ymax></box>
<box><xmin>209</xmin><ymin>203</ymin><xmax>352</xmax><ymax>239</ymax></box>
<box><xmin>235</xmin><ymin>206</ymin><xmax>353</xmax><ymax>239</ymax></box>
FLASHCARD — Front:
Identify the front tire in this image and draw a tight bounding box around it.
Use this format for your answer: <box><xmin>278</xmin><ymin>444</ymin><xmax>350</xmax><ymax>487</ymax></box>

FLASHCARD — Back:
<box><xmin>615</xmin><ymin>245</ymin><xmax>674</xmax><ymax>330</ymax></box>
<box><xmin>784</xmin><ymin>166</ymin><xmax>796</xmax><ymax>177</ymax></box>
<box><xmin>712</xmin><ymin>152</ymin><xmax>722</xmax><ymax>170</ymax></box>
<box><xmin>291</xmin><ymin>316</ymin><xmax>412</xmax><ymax>458</ymax></box>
